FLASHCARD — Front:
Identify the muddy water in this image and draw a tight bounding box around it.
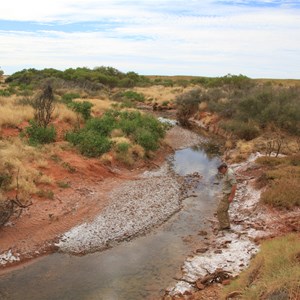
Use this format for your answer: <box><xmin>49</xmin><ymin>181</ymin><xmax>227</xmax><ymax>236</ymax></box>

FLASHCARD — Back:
<box><xmin>0</xmin><ymin>147</ymin><xmax>221</xmax><ymax>300</ymax></box>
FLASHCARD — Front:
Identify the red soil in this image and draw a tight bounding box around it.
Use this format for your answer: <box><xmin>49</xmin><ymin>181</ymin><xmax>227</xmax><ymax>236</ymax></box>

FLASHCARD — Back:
<box><xmin>0</xmin><ymin>136</ymin><xmax>171</xmax><ymax>271</ymax></box>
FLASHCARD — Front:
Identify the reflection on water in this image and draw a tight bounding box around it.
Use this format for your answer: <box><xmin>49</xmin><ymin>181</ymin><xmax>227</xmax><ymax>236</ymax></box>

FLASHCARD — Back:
<box><xmin>172</xmin><ymin>147</ymin><xmax>220</xmax><ymax>178</ymax></box>
<box><xmin>0</xmin><ymin>147</ymin><xmax>221</xmax><ymax>300</ymax></box>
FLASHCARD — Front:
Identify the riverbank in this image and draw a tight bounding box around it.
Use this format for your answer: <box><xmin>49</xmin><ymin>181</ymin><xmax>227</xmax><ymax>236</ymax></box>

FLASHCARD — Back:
<box><xmin>164</xmin><ymin>152</ymin><xmax>300</xmax><ymax>299</ymax></box>
<box><xmin>0</xmin><ymin>126</ymin><xmax>204</xmax><ymax>269</ymax></box>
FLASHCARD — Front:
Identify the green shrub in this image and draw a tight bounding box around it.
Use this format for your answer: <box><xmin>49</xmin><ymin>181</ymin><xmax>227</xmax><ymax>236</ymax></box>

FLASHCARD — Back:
<box><xmin>66</xmin><ymin>130</ymin><xmax>111</xmax><ymax>157</ymax></box>
<box><xmin>68</xmin><ymin>101</ymin><xmax>93</xmax><ymax>120</ymax></box>
<box><xmin>120</xmin><ymin>99</ymin><xmax>136</xmax><ymax>108</ymax></box>
<box><xmin>122</xmin><ymin>90</ymin><xmax>145</xmax><ymax>102</ymax></box>
<box><xmin>85</xmin><ymin>114</ymin><xmax>116</xmax><ymax>136</ymax></box>
<box><xmin>25</xmin><ymin>120</ymin><xmax>56</xmax><ymax>145</ymax></box>
<box><xmin>65</xmin><ymin>110</ymin><xmax>165</xmax><ymax>156</ymax></box>
<box><xmin>220</xmin><ymin>120</ymin><xmax>260</xmax><ymax>141</ymax></box>
<box><xmin>0</xmin><ymin>89</ymin><xmax>12</xmax><ymax>97</ymax></box>
<box><xmin>61</xmin><ymin>93</ymin><xmax>80</xmax><ymax>103</ymax></box>
<box><xmin>135</xmin><ymin>128</ymin><xmax>159</xmax><ymax>151</ymax></box>
<box><xmin>116</xmin><ymin>142</ymin><xmax>130</xmax><ymax>153</ymax></box>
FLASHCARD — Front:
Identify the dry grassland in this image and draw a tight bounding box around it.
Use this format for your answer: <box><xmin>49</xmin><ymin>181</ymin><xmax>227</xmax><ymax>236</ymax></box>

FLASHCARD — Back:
<box><xmin>133</xmin><ymin>85</ymin><xmax>195</xmax><ymax>104</ymax></box>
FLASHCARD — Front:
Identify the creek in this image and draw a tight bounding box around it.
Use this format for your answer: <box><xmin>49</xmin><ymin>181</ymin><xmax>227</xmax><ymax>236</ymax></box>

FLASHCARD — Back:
<box><xmin>0</xmin><ymin>146</ymin><xmax>221</xmax><ymax>300</ymax></box>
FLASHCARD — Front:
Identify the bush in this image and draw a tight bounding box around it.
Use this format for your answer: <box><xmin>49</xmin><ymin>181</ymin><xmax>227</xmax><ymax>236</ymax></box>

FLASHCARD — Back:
<box><xmin>122</xmin><ymin>90</ymin><xmax>145</xmax><ymax>102</ymax></box>
<box><xmin>116</xmin><ymin>142</ymin><xmax>130</xmax><ymax>153</ymax></box>
<box><xmin>66</xmin><ymin>130</ymin><xmax>111</xmax><ymax>157</ymax></box>
<box><xmin>176</xmin><ymin>88</ymin><xmax>202</xmax><ymax>126</ymax></box>
<box><xmin>33</xmin><ymin>85</ymin><xmax>55</xmax><ymax>128</ymax></box>
<box><xmin>61</xmin><ymin>93</ymin><xmax>80</xmax><ymax>103</ymax></box>
<box><xmin>65</xmin><ymin>110</ymin><xmax>165</xmax><ymax>156</ymax></box>
<box><xmin>25</xmin><ymin>120</ymin><xmax>56</xmax><ymax>145</ymax></box>
<box><xmin>68</xmin><ymin>101</ymin><xmax>93</xmax><ymax>120</ymax></box>
<box><xmin>85</xmin><ymin>114</ymin><xmax>116</xmax><ymax>136</ymax></box>
<box><xmin>134</xmin><ymin>128</ymin><xmax>159</xmax><ymax>151</ymax></box>
<box><xmin>0</xmin><ymin>89</ymin><xmax>12</xmax><ymax>97</ymax></box>
<box><xmin>220</xmin><ymin>120</ymin><xmax>260</xmax><ymax>141</ymax></box>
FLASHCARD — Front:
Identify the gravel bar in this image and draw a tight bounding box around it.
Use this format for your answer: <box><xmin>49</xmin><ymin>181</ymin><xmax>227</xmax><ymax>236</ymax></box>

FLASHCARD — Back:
<box><xmin>56</xmin><ymin>164</ymin><xmax>181</xmax><ymax>254</ymax></box>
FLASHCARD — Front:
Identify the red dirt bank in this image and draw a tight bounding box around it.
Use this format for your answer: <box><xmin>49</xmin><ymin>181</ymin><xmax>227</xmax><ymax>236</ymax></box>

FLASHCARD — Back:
<box><xmin>0</xmin><ymin>141</ymin><xmax>171</xmax><ymax>271</ymax></box>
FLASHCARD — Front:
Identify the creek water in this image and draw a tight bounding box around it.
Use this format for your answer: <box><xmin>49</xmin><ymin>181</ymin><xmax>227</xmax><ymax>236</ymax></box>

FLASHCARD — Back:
<box><xmin>0</xmin><ymin>147</ymin><xmax>221</xmax><ymax>300</ymax></box>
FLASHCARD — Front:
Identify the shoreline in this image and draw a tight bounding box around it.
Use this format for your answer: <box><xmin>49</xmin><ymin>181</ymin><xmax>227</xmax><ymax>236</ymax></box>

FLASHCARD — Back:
<box><xmin>164</xmin><ymin>153</ymin><xmax>300</xmax><ymax>298</ymax></box>
<box><xmin>0</xmin><ymin>126</ymin><xmax>204</xmax><ymax>271</ymax></box>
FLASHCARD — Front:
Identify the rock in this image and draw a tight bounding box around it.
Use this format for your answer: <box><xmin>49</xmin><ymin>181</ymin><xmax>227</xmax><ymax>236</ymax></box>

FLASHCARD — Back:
<box><xmin>214</xmin><ymin>249</ymin><xmax>223</xmax><ymax>254</ymax></box>
<box><xmin>222</xmin><ymin>279</ymin><xmax>231</xmax><ymax>285</ymax></box>
<box><xmin>196</xmin><ymin>247</ymin><xmax>209</xmax><ymax>254</ymax></box>
<box><xmin>226</xmin><ymin>291</ymin><xmax>242</xmax><ymax>299</ymax></box>
<box><xmin>183</xmin><ymin>290</ymin><xmax>193</xmax><ymax>296</ymax></box>
<box><xmin>198</xmin><ymin>230</ymin><xmax>208</xmax><ymax>236</ymax></box>
<box><xmin>195</xmin><ymin>279</ymin><xmax>206</xmax><ymax>290</ymax></box>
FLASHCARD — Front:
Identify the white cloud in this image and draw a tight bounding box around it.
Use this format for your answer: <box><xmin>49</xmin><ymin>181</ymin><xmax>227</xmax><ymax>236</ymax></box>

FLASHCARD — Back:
<box><xmin>0</xmin><ymin>0</ymin><xmax>299</xmax><ymax>78</ymax></box>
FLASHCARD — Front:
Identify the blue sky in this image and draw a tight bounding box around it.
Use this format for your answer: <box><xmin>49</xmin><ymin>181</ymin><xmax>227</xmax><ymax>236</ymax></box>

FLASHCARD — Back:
<box><xmin>0</xmin><ymin>0</ymin><xmax>299</xmax><ymax>78</ymax></box>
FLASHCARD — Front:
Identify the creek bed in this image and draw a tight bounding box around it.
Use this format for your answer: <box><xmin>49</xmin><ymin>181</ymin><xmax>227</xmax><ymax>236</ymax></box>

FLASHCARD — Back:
<box><xmin>0</xmin><ymin>147</ymin><xmax>221</xmax><ymax>300</ymax></box>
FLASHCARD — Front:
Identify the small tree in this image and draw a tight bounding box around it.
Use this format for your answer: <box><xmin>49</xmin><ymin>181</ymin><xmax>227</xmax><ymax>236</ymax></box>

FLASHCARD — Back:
<box><xmin>34</xmin><ymin>85</ymin><xmax>55</xmax><ymax>128</ymax></box>
<box><xmin>176</xmin><ymin>89</ymin><xmax>202</xmax><ymax>127</ymax></box>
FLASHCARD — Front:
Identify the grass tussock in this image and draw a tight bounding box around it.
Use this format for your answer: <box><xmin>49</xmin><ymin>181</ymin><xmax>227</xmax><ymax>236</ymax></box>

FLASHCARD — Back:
<box><xmin>53</xmin><ymin>103</ymin><xmax>79</xmax><ymax>125</ymax></box>
<box><xmin>0</xmin><ymin>101</ymin><xmax>34</xmax><ymax>127</ymax></box>
<box><xmin>222</xmin><ymin>233</ymin><xmax>300</xmax><ymax>300</ymax></box>
<box><xmin>0</xmin><ymin>138</ymin><xmax>49</xmax><ymax>196</ymax></box>
<box><xmin>256</xmin><ymin>155</ymin><xmax>300</xmax><ymax>209</ymax></box>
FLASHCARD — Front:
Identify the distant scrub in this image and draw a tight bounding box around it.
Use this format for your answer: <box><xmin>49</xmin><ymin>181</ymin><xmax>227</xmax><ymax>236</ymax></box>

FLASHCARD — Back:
<box><xmin>61</xmin><ymin>93</ymin><xmax>81</xmax><ymax>103</ymax></box>
<box><xmin>6</xmin><ymin>66</ymin><xmax>150</xmax><ymax>89</ymax></box>
<box><xmin>112</xmin><ymin>90</ymin><xmax>146</xmax><ymax>108</ymax></box>
<box><xmin>176</xmin><ymin>78</ymin><xmax>300</xmax><ymax>136</ymax></box>
<box><xmin>219</xmin><ymin>120</ymin><xmax>260</xmax><ymax>141</ymax></box>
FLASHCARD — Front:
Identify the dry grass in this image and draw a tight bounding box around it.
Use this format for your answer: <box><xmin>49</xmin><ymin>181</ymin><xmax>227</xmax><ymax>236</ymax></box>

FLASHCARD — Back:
<box><xmin>222</xmin><ymin>233</ymin><xmax>300</xmax><ymax>300</ymax></box>
<box><xmin>256</xmin><ymin>155</ymin><xmax>300</xmax><ymax>209</ymax></box>
<box><xmin>0</xmin><ymin>96</ymin><xmax>34</xmax><ymax>127</ymax></box>
<box><xmin>110</xmin><ymin>136</ymin><xmax>132</xmax><ymax>145</ymax></box>
<box><xmin>129</xmin><ymin>144</ymin><xmax>145</xmax><ymax>158</ymax></box>
<box><xmin>73</xmin><ymin>98</ymin><xmax>116</xmax><ymax>116</ymax></box>
<box><xmin>53</xmin><ymin>103</ymin><xmax>79</xmax><ymax>125</ymax></box>
<box><xmin>110</xmin><ymin>128</ymin><xmax>124</xmax><ymax>138</ymax></box>
<box><xmin>133</xmin><ymin>85</ymin><xmax>194</xmax><ymax>104</ymax></box>
<box><xmin>261</xmin><ymin>178</ymin><xmax>300</xmax><ymax>208</ymax></box>
<box><xmin>0</xmin><ymin>138</ymin><xmax>49</xmax><ymax>195</ymax></box>
<box><xmin>100</xmin><ymin>153</ymin><xmax>114</xmax><ymax>165</ymax></box>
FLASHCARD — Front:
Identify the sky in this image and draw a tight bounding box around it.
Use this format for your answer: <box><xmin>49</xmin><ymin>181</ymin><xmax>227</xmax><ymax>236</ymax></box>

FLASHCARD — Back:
<box><xmin>0</xmin><ymin>0</ymin><xmax>300</xmax><ymax>78</ymax></box>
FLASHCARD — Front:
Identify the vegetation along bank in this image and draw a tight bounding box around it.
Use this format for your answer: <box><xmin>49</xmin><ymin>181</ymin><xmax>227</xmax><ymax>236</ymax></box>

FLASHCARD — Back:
<box><xmin>0</xmin><ymin>67</ymin><xmax>299</xmax><ymax>299</ymax></box>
